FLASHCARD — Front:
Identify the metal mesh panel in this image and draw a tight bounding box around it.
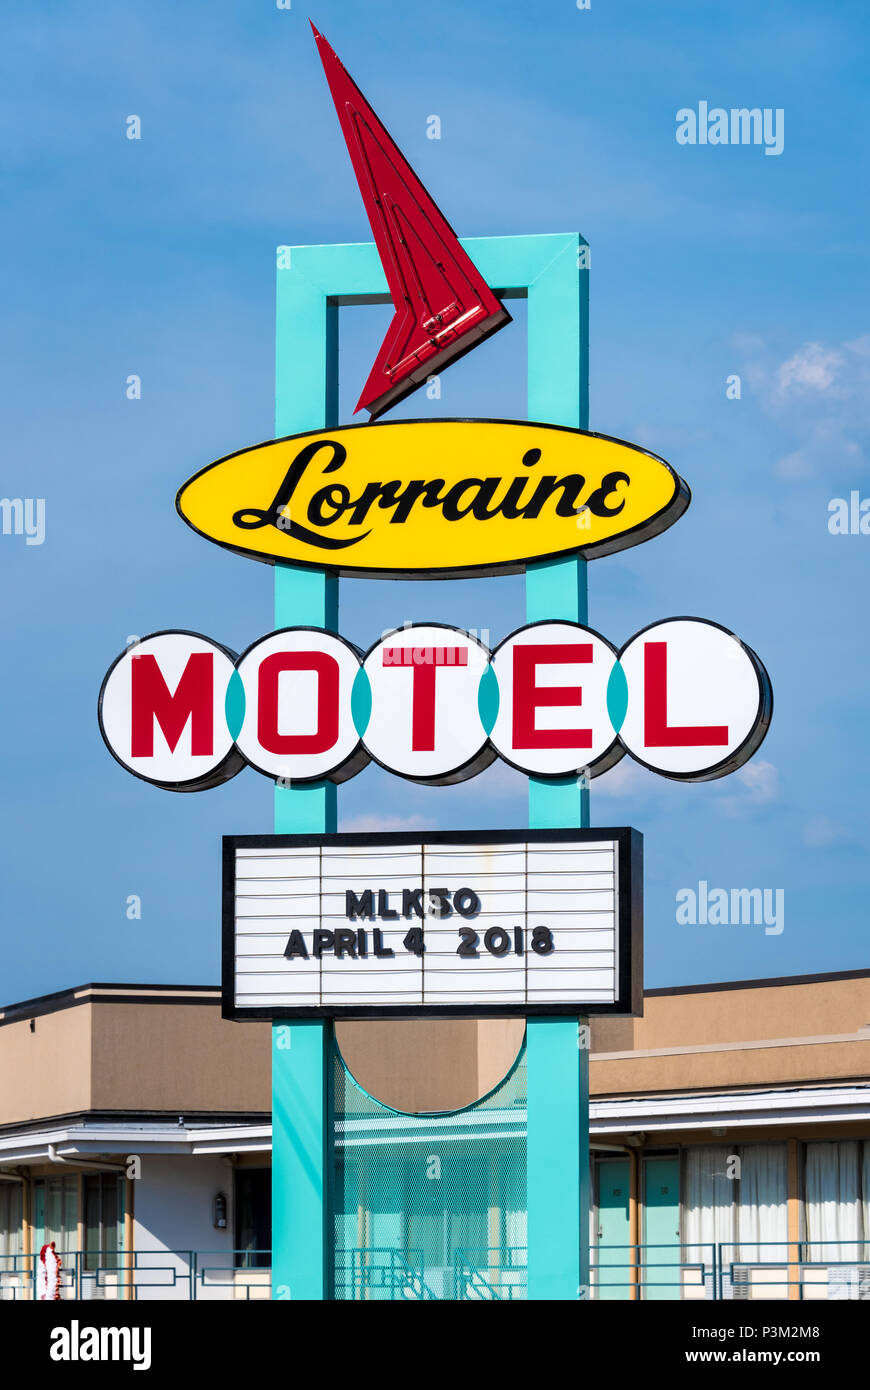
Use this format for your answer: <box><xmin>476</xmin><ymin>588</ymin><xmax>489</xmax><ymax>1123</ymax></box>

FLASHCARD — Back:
<box><xmin>332</xmin><ymin>1036</ymin><xmax>527</xmax><ymax>1300</ymax></box>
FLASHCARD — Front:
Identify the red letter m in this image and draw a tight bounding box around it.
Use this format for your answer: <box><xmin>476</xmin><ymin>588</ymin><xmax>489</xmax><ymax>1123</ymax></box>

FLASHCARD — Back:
<box><xmin>130</xmin><ymin>653</ymin><xmax>214</xmax><ymax>757</ymax></box>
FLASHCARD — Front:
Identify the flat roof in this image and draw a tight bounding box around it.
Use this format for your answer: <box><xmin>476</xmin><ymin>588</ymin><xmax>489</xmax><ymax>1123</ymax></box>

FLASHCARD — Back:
<box><xmin>4</xmin><ymin>968</ymin><xmax>870</xmax><ymax>1024</ymax></box>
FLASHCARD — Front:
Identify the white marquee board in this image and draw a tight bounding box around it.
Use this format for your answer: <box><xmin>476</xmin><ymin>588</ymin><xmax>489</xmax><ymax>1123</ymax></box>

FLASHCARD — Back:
<box><xmin>223</xmin><ymin>828</ymin><xmax>642</xmax><ymax>1019</ymax></box>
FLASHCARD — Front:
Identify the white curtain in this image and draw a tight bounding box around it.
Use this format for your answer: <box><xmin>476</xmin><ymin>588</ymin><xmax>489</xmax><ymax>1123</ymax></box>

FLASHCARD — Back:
<box><xmin>805</xmin><ymin>1142</ymin><xmax>861</xmax><ymax>1263</ymax></box>
<box><xmin>683</xmin><ymin>1147</ymin><xmax>736</xmax><ymax>1261</ymax></box>
<box><xmin>736</xmin><ymin>1144</ymin><xmax>788</xmax><ymax>1263</ymax></box>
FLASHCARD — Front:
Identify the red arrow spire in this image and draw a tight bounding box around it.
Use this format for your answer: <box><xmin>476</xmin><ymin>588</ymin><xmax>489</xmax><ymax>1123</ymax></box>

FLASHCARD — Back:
<box><xmin>310</xmin><ymin>22</ymin><xmax>511</xmax><ymax>420</ymax></box>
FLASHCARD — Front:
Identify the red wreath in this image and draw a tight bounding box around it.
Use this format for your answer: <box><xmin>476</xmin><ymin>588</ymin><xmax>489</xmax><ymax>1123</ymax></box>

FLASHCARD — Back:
<box><xmin>38</xmin><ymin>1241</ymin><xmax>62</xmax><ymax>1300</ymax></box>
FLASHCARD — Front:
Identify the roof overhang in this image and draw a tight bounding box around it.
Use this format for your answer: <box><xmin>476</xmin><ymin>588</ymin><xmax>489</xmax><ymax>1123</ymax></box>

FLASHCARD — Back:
<box><xmin>1</xmin><ymin>1083</ymin><xmax>869</xmax><ymax>1166</ymax></box>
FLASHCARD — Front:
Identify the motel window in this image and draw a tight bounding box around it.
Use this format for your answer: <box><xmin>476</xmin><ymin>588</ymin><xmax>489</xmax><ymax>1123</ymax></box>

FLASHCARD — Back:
<box><xmin>235</xmin><ymin>1168</ymin><xmax>270</xmax><ymax>1268</ymax></box>
<box><xmin>33</xmin><ymin>1175</ymin><xmax>79</xmax><ymax>1256</ymax></box>
<box><xmin>83</xmin><ymin>1174</ymin><xmax>124</xmax><ymax>1271</ymax></box>
<box><xmin>804</xmin><ymin>1141</ymin><xmax>870</xmax><ymax>1263</ymax></box>
<box><xmin>0</xmin><ymin>1183</ymin><xmax>22</xmax><ymax>1261</ymax></box>
<box><xmin>33</xmin><ymin>1173</ymin><xmax>124</xmax><ymax>1267</ymax></box>
<box><xmin>682</xmin><ymin>1143</ymin><xmax>788</xmax><ymax>1264</ymax></box>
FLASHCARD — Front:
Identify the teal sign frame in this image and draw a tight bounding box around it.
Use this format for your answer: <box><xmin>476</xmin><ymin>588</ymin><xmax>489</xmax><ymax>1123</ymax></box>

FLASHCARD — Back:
<box><xmin>271</xmin><ymin>232</ymin><xmax>591</xmax><ymax>1301</ymax></box>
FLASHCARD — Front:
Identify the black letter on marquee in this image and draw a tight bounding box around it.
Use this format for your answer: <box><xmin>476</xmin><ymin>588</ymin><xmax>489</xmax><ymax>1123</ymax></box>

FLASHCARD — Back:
<box><xmin>378</xmin><ymin>889</ymin><xmax>399</xmax><ymax>920</ymax></box>
<box><xmin>312</xmin><ymin>929</ymin><xmax>335</xmax><ymax>958</ymax></box>
<box><xmin>454</xmin><ymin>888</ymin><xmax>481</xmax><ymax>918</ymax></box>
<box><xmin>346</xmin><ymin>889</ymin><xmax>374</xmax><ymax>920</ymax></box>
<box><xmin>334</xmin><ymin>928</ymin><xmax>358</xmax><ymax>959</ymax></box>
<box><xmin>403</xmin><ymin>888</ymin><xmax>424</xmax><ymax>918</ymax></box>
<box><xmin>283</xmin><ymin>930</ymin><xmax>309</xmax><ymax>960</ymax></box>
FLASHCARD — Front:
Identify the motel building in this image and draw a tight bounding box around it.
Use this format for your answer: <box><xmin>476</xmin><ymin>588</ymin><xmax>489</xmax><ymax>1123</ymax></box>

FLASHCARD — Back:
<box><xmin>0</xmin><ymin>968</ymin><xmax>868</xmax><ymax>1301</ymax></box>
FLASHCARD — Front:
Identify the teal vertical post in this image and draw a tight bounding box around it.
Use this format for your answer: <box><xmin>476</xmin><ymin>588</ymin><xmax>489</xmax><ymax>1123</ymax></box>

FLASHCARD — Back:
<box><xmin>271</xmin><ymin>1022</ymin><xmax>330</xmax><ymax>1300</ymax></box>
<box><xmin>526</xmin><ymin>1019</ymin><xmax>589</xmax><ymax>1300</ymax></box>
<box><xmin>271</xmin><ymin>256</ymin><xmax>341</xmax><ymax>1300</ymax></box>
<box><xmin>526</xmin><ymin>232</ymin><xmax>589</xmax><ymax>832</ymax></box>
<box><xmin>273</xmin><ymin>269</ymin><xmax>339</xmax><ymax>832</ymax></box>
<box><xmin>525</xmin><ymin>233</ymin><xmax>591</xmax><ymax>1300</ymax></box>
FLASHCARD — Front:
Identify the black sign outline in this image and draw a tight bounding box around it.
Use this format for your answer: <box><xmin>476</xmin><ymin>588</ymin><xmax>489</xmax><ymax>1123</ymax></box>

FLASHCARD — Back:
<box><xmin>222</xmin><ymin>826</ymin><xmax>643</xmax><ymax>1021</ymax></box>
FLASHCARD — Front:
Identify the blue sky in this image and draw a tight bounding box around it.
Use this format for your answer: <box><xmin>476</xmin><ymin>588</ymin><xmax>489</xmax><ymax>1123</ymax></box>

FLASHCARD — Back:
<box><xmin>1</xmin><ymin>0</ymin><xmax>868</xmax><ymax>1001</ymax></box>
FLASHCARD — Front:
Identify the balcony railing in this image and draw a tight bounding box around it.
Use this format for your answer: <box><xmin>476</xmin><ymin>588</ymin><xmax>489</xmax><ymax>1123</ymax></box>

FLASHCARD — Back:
<box><xmin>3</xmin><ymin>1242</ymin><xmax>868</xmax><ymax>1300</ymax></box>
<box><xmin>0</xmin><ymin>1250</ymin><xmax>271</xmax><ymax>1301</ymax></box>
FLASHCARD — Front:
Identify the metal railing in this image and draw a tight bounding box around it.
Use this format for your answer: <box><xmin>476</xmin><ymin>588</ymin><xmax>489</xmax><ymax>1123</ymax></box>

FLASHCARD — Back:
<box><xmin>718</xmin><ymin>1240</ymin><xmax>870</xmax><ymax>1302</ymax></box>
<box><xmin>333</xmin><ymin>1247</ymin><xmax>438</xmax><ymax>1300</ymax></box>
<box><xmin>590</xmin><ymin>1242</ymin><xmax>716</xmax><ymax>1300</ymax></box>
<box><xmin>591</xmin><ymin>1241</ymin><xmax>870</xmax><ymax>1300</ymax></box>
<box><xmin>0</xmin><ymin>1250</ymin><xmax>272</xmax><ymax>1301</ymax></box>
<box><xmin>4</xmin><ymin>1241</ymin><xmax>870</xmax><ymax>1300</ymax></box>
<box><xmin>454</xmin><ymin>1246</ymin><xmax>528</xmax><ymax>1300</ymax></box>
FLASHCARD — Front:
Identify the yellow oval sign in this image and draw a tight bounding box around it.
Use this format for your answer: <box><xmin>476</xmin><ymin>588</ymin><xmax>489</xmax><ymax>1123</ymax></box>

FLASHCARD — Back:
<box><xmin>176</xmin><ymin>419</ymin><xmax>689</xmax><ymax>578</ymax></box>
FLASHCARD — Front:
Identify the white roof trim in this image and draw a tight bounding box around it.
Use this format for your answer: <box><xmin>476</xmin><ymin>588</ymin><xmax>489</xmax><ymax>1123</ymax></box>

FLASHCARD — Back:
<box><xmin>0</xmin><ymin>1123</ymin><xmax>272</xmax><ymax>1164</ymax></box>
<box><xmin>1</xmin><ymin>1084</ymin><xmax>868</xmax><ymax>1163</ymax></box>
<box><xmin>590</xmin><ymin>1084</ymin><xmax>870</xmax><ymax>1133</ymax></box>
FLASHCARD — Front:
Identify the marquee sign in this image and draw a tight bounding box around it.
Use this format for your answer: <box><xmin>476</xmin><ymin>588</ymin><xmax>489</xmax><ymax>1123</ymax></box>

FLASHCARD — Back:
<box><xmin>98</xmin><ymin>617</ymin><xmax>772</xmax><ymax>791</ymax></box>
<box><xmin>175</xmin><ymin>420</ymin><xmax>689</xmax><ymax>578</ymax></box>
<box><xmin>223</xmin><ymin>828</ymin><xmax>642</xmax><ymax>1019</ymax></box>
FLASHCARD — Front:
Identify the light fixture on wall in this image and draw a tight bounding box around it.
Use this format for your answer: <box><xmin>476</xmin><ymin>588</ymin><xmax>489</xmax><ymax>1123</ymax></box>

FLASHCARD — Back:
<box><xmin>213</xmin><ymin>1192</ymin><xmax>227</xmax><ymax>1230</ymax></box>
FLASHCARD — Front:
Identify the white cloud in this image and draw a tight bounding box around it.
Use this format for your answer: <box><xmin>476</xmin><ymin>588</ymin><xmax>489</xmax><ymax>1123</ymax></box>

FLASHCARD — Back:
<box><xmin>718</xmin><ymin>760</ymin><xmax>778</xmax><ymax>817</ymax></box>
<box><xmin>737</xmin><ymin>759</ymin><xmax>778</xmax><ymax>802</ymax></box>
<box><xmin>592</xmin><ymin>758</ymin><xmax>656</xmax><ymax>797</ymax></box>
<box><xmin>470</xmin><ymin>761</ymin><xmax>527</xmax><ymax>798</ymax></box>
<box><xmin>340</xmin><ymin>812</ymin><xmax>436</xmax><ymax>834</ymax></box>
<box><xmin>742</xmin><ymin>335</ymin><xmax>870</xmax><ymax>481</ymax></box>
<box><xmin>802</xmin><ymin>816</ymin><xmax>852</xmax><ymax>849</ymax></box>
<box><xmin>776</xmin><ymin>342</ymin><xmax>844</xmax><ymax>395</ymax></box>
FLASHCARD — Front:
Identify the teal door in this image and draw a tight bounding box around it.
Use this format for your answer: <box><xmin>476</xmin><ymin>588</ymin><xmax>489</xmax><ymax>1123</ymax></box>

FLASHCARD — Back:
<box><xmin>643</xmin><ymin>1156</ymin><xmax>681</xmax><ymax>1300</ymax></box>
<box><xmin>595</xmin><ymin>1158</ymin><xmax>631</xmax><ymax>1300</ymax></box>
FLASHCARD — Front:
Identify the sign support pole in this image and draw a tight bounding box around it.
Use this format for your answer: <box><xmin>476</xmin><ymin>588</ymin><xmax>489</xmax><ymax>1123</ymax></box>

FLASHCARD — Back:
<box><xmin>271</xmin><ymin>271</ymin><xmax>339</xmax><ymax>1302</ymax></box>
<box><xmin>525</xmin><ymin>236</ymin><xmax>591</xmax><ymax>1301</ymax></box>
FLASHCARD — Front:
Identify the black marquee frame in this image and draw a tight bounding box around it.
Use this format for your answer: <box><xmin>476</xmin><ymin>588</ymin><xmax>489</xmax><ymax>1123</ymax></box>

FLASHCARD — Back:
<box><xmin>222</xmin><ymin>826</ymin><xmax>643</xmax><ymax>1021</ymax></box>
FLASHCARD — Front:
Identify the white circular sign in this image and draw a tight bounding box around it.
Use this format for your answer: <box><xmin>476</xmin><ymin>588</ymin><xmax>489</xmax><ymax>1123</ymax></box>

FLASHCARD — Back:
<box><xmin>489</xmin><ymin>621</ymin><xmax>624</xmax><ymax>778</ymax></box>
<box><xmin>98</xmin><ymin>631</ymin><xmax>244</xmax><ymax>790</ymax></box>
<box><xmin>234</xmin><ymin>627</ymin><xmax>366</xmax><ymax>783</ymax></box>
<box><xmin>362</xmin><ymin>624</ymin><xmax>493</xmax><ymax>783</ymax></box>
<box><xmin>617</xmin><ymin>617</ymin><xmax>772</xmax><ymax>780</ymax></box>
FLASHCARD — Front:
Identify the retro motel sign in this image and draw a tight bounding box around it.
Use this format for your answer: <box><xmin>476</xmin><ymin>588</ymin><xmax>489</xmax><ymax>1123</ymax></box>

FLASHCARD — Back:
<box><xmin>96</xmin><ymin>26</ymin><xmax>773</xmax><ymax>1302</ymax></box>
<box><xmin>100</xmin><ymin>618</ymin><xmax>770</xmax><ymax>790</ymax></box>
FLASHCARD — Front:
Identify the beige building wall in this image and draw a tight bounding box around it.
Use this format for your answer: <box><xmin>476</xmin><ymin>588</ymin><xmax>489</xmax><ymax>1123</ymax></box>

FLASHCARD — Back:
<box><xmin>591</xmin><ymin>976</ymin><xmax>870</xmax><ymax>1096</ymax></box>
<box><xmin>335</xmin><ymin>1018</ymin><xmax>525</xmax><ymax>1112</ymax></box>
<box><xmin>0</xmin><ymin>972</ymin><xmax>867</xmax><ymax>1125</ymax></box>
<box><xmin>91</xmin><ymin>1003</ymin><xmax>270</xmax><ymax>1114</ymax></box>
<box><xmin>0</xmin><ymin>1002</ymin><xmax>92</xmax><ymax>1126</ymax></box>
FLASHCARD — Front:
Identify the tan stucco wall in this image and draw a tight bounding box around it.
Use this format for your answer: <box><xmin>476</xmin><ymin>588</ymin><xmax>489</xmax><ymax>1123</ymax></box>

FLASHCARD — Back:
<box><xmin>90</xmin><ymin>1004</ymin><xmax>271</xmax><ymax>1114</ymax></box>
<box><xmin>0</xmin><ymin>1004</ymin><xmax>92</xmax><ymax>1125</ymax></box>
<box><xmin>0</xmin><ymin>973</ymin><xmax>868</xmax><ymax>1125</ymax></box>
<box><xmin>590</xmin><ymin>977</ymin><xmax>870</xmax><ymax>1096</ymax></box>
<box><xmin>592</xmin><ymin>1039</ymin><xmax>870</xmax><ymax>1095</ymax></box>
<box><xmin>636</xmin><ymin>977</ymin><xmax>870</xmax><ymax>1049</ymax></box>
<box><xmin>335</xmin><ymin>1019</ymin><xmax>519</xmax><ymax>1113</ymax></box>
